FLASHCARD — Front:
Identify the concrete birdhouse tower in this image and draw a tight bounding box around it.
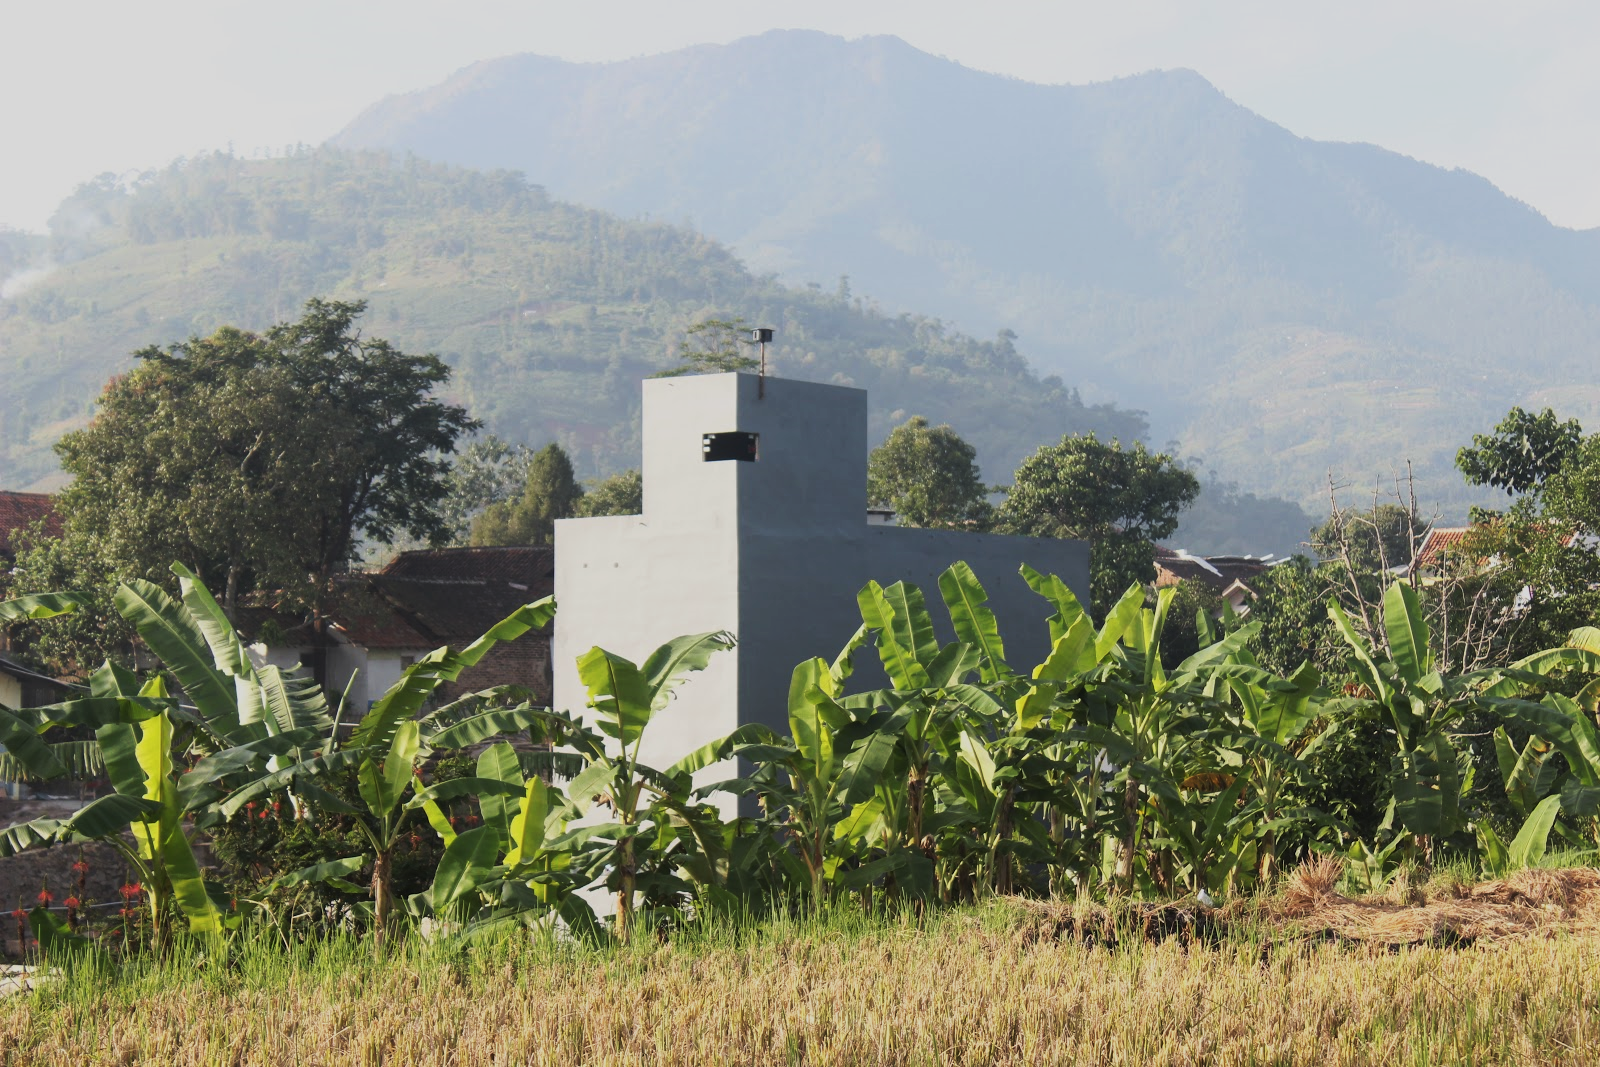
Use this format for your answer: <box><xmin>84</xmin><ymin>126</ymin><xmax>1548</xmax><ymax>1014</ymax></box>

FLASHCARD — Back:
<box><xmin>553</xmin><ymin>373</ymin><xmax>1089</xmax><ymax>804</ymax></box>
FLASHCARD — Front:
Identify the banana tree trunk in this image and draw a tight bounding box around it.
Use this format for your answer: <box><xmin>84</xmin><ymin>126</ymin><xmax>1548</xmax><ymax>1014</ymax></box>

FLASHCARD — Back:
<box><xmin>907</xmin><ymin>765</ymin><xmax>926</xmax><ymax>847</ymax></box>
<box><xmin>994</xmin><ymin>784</ymin><xmax>1016</xmax><ymax>895</ymax></box>
<box><xmin>1258</xmin><ymin>767</ymin><xmax>1279</xmax><ymax>885</ymax></box>
<box><xmin>1114</xmin><ymin>777</ymin><xmax>1139</xmax><ymax>892</ymax></box>
<box><xmin>616</xmin><ymin>834</ymin><xmax>636</xmax><ymax>943</ymax></box>
<box><xmin>372</xmin><ymin>849</ymin><xmax>393</xmax><ymax>948</ymax></box>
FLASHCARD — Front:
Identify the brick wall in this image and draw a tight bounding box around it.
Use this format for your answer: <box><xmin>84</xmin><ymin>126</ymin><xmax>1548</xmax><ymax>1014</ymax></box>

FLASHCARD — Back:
<box><xmin>438</xmin><ymin>631</ymin><xmax>554</xmax><ymax>709</ymax></box>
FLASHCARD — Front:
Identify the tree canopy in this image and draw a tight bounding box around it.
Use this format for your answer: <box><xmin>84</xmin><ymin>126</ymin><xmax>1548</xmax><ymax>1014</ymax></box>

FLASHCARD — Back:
<box><xmin>576</xmin><ymin>469</ymin><xmax>643</xmax><ymax>517</ymax></box>
<box><xmin>995</xmin><ymin>434</ymin><xmax>1198</xmax><ymax>614</ymax></box>
<box><xmin>1456</xmin><ymin>406</ymin><xmax>1584</xmax><ymax>500</ymax></box>
<box><xmin>867</xmin><ymin>416</ymin><xmax>992</xmax><ymax>530</ymax></box>
<box><xmin>11</xmin><ymin>300</ymin><xmax>473</xmax><ymax>663</ymax></box>
<box><xmin>469</xmin><ymin>443</ymin><xmax>584</xmax><ymax>546</ymax></box>
<box><xmin>1310</xmin><ymin>503</ymin><xmax>1420</xmax><ymax>575</ymax></box>
<box><xmin>653</xmin><ymin>317</ymin><xmax>758</xmax><ymax>378</ymax></box>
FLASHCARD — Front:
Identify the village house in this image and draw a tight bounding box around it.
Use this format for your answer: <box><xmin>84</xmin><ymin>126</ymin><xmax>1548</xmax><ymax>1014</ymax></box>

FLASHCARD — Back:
<box><xmin>1153</xmin><ymin>545</ymin><xmax>1282</xmax><ymax>615</ymax></box>
<box><xmin>246</xmin><ymin>545</ymin><xmax>554</xmax><ymax>712</ymax></box>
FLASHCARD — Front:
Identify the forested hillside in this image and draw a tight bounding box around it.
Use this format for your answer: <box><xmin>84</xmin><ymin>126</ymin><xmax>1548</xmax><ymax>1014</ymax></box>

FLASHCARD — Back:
<box><xmin>0</xmin><ymin>150</ymin><xmax>1149</xmax><ymax>501</ymax></box>
<box><xmin>336</xmin><ymin>30</ymin><xmax>1600</xmax><ymax>515</ymax></box>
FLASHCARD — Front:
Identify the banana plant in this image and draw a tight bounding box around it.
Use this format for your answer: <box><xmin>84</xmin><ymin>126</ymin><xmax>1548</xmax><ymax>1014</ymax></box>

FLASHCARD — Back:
<box><xmin>0</xmin><ymin>566</ymin><xmax>334</xmax><ymax>943</ymax></box>
<box><xmin>847</xmin><ymin>567</ymin><xmax>1025</xmax><ymax>900</ymax></box>
<box><xmin>1328</xmin><ymin>581</ymin><xmax>1510</xmax><ymax>863</ymax></box>
<box><xmin>1477</xmin><ymin>794</ymin><xmax>1563</xmax><ymax>877</ymax></box>
<box><xmin>218</xmin><ymin>596</ymin><xmax>559</xmax><ymax>947</ymax></box>
<box><xmin>1005</xmin><ymin>566</ymin><xmax>1142</xmax><ymax>894</ymax></box>
<box><xmin>1082</xmin><ymin>584</ymin><xmax>1214</xmax><ymax>892</ymax></box>
<box><xmin>1199</xmin><ymin>637</ymin><xmax>1329</xmax><ymax>885</ymax></box>
<box><xmin>406</xmin><ymin>740</ymin><xmax>602</xmax><ymax>939</ymax></box>
<box><xmin>562</xmin><ymin>630</ymin><xmax>742</xmax><ymax>942</ymax></box>
<box><xmin>715</xmin><ymin>641</ymin><xmax>907</xmax><ymax>910</ymax></box>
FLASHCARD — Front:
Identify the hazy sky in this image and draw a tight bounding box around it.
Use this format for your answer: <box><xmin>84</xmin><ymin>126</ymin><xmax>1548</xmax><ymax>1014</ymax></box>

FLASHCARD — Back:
<box><xmin>5</xmin><ymin>0</ymin><xmax>1597</xmax><ymax>233</ymax></box>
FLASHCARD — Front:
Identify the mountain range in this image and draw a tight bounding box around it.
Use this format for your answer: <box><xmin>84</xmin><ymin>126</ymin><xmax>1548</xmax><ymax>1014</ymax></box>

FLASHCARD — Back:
<box><xmin>9</xmin><ymin>153</ymin><xmax>1307</xmax><ymax>544</ymax></box>
<box><xmin>335</xmin><ymin>30</ymin><xmax>1600</xmax><ymax>516</ymax></box>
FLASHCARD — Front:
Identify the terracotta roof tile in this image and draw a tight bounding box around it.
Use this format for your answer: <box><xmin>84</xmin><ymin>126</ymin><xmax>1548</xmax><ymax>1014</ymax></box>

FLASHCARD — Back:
<box><xmin>1411</xmin><ymin>527</ymin><xmax>1476</xmax><ymax>571</ymax></box>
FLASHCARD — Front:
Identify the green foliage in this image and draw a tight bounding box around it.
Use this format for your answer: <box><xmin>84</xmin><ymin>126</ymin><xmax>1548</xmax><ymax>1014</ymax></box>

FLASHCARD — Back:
<box><xmin>867</xmin><ymin>416</ymin><xmax>992</xmax><ymax>530</ymax></box>
<box><xmin>469</xmin><ymin>443</ymin><xmax>583</xmax><ymax>546</ymax></box>
<box><xmin>575</xmin><ymin>470</ymin><xmax>642</xmax><ymax>517</ymax></box>
<box><xmin>1</xmin><ymin>553</ymin><xmax>1592</xmax><ymax>961</ymax></box>
<box><xmin>437</xmin><ymin>435</ymin><xmax>535</xmax><ymax>541</ymax></box>
<box><xmin>2</xmin><ymin>530</ymin><xmax>133</xmax><ymax>674</ymax></box>
<box><xmin>1457</xmin><ymin>406</ymin><xmax>1584</xmax><ymax>501</ymax></box>
<box><xmin>1443</xmin><ymin>409</ymin><xmax>1600</xmax><ymax>655</ymax></box>
<box><xmin>1155</xmin><ymin>580</ymin><xmax>1229</xmax><ymax>670</ymax></box>
<box><xmin>654</xmin><ymin>318</ymin><xmax>758</xmax><ymax>377</ymax></box>
<box><xmin>1246</xmin><ymin>557</ymin><xmax>1345</xmax><ymax>676</ymax></box>
<box><xmin>16</xmin><ymin>300</ymin><xmax>473</xmax><ymax>655</ymax></box>
<box><xmin>996</xmin><ymin>434</ymin><xmax>1199</xmax><ymax>615</ymax></box>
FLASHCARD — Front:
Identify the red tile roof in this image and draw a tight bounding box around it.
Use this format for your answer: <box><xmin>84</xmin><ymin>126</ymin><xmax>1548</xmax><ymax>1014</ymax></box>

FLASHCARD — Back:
<box><xmin>0</xmin><ymin>492</ymin><xmax>60</xmax><ymax>559</ymax></box>
<box><xmin>1410</xmin><ymin>527</ymin><xmax>1474</xmax><ymax>571</ymax></box>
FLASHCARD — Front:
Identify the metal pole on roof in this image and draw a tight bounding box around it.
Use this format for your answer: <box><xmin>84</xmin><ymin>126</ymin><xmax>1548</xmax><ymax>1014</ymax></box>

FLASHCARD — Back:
<box><xmin>748</xmin><ymin>327</ymin><xmax>774</xmax><ymax>399</ymax></box>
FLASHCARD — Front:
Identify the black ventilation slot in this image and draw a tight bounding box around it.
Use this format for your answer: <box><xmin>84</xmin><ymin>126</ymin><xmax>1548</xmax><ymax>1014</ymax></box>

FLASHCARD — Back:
<box><xmin>702</xmin><ymin>431</ymin><xmax>759</xmax><ymax>462</ymax></box>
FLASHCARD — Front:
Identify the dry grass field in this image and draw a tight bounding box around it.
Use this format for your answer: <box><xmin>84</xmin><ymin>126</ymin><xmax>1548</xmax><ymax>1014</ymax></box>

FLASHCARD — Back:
<box><xmin>7</xmin><ymin>868</ymin><xmax>1600</xmax><ymax>1066</ymax></box>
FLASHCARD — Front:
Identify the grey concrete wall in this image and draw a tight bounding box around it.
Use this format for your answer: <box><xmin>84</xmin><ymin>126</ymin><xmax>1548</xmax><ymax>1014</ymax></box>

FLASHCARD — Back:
<box><xmin>554</xmin><ymin>372</ymin><xmax>1089</xmax><ymax>815</ymax></box>
<box><xmin>554</xmin><ymin>512</ymin><xmax>742</xmax><ymax>784</ymax></box>
<box><xmin>737</xmin><ymin>526</ymin><xmax>1088</xmax><ymax>736</ymax></box>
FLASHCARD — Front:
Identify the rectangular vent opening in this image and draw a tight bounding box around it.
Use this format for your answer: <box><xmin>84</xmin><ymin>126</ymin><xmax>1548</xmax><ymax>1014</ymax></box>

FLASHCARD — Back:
<box><xmin>702</xmin><ymin>431</ymin><xmax>759</xmax><ymax>462</ymax></box>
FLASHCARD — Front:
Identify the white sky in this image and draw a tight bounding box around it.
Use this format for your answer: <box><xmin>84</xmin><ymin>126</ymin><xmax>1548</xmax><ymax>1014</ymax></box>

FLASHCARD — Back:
<box><xmin>4</xmin><ymin>0</ymin><xmax>1598</xmax><ymax>233</ymax></box>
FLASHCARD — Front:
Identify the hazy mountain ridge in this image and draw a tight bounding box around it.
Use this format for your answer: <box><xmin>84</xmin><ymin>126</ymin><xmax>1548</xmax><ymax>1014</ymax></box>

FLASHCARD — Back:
<box><xmin>2</xmin><ymin>150</ymin><xmax>1236</xmax><ymax>532</ymax></box>
<box><xmin>335</xmin><ymin>30</ymin><xmax>1600</xmax><ymax>515</ymax></box>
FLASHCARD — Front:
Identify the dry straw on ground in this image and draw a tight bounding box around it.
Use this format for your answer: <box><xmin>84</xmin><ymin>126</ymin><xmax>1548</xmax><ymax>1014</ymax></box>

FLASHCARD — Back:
<box><xmin>1012</xmin><ymin>860</ymin><xmax>1600</xmax><ymax>950</ymax></box>
<box><xmin>8</xmin><ymin>865</ymin><xmax>1600</xmax><ymax>1066</ymax></box>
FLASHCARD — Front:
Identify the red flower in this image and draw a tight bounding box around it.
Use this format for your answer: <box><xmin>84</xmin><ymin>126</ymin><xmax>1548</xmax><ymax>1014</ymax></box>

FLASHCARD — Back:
<box><xmin>64</xmin><ymin>896</ymin><xmax>80</xmax><ymax>910</ymax></box>
<box><xmin>8</xmin><ymin>909</ymin><xmax>22</xmax><ymax>921</ymax></box>
<box><xmin>272</xmin><ymin>801</ymin><xmax>282</xmax><ymax>814</ymax></box>
<box><xmin>258</xmin><ymin>809</ymin><xmax>269</xmax><ymax>820</ymax></box>
<box><xmin>35</xmin><ymin>890</ymin><xmax>52</xmax><ymax>906</ymax></box>
<box><xmin>466</xmin><ymin>814</ymin><xmax>480</xmax><ymax>826</ymax></box>
<box><xmin>448</xmin><ymin>816</ymin><xmax>459</xmax><ymax>829</ymax></box>
<box><xmin>119</xmin><ymin>882</ymin><xmax>142</xmax><ymax>901</ymax></box>
<box><xmin>245</xmin><ymin>801</ymin><xmax>256</xmax><ymax>813</ymax></box>
<box><xmin>69</xmin><ymin>861</ymin><xmax>90</xmax><ymax>876</ymax></box>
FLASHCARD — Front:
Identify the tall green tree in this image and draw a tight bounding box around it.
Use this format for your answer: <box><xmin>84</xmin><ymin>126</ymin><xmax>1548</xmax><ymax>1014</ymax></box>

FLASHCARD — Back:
<box><xmin>258</xmin><ymin>299</ymin><xmax>478</xmax><ymax>584</ymax></box>
<box><xmin>7</xmin><ymin>301</ymin><xmax>473</xmax><ymax>671</ymax></box>
<box><xmin>1448</xmin><ymin>407</ymin><xmax>1598</xmax><ymax>654</ymax></box>
<box><xmin>438</xmin><ymin>435</ymin><xmax>535</xmax><ymax>541</ymax></box>
<box><xmin>867</xmin><ymin>416</ymin><xmax>992</xmax><ymax>530</ymax></box>
<box><xmin>995</xmin><ymin>434</ymin><xmax>1198</xmax><ymax>614</ymax></box>
<box><xmin>576</xmin><ymin>469</ymin><xmax>643</xmax><ymax>517</ymax></box>
<box><xmin>469</xmin><ymin>443</ymin><xmax>584</xmax><ymax>546</ymax></box>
